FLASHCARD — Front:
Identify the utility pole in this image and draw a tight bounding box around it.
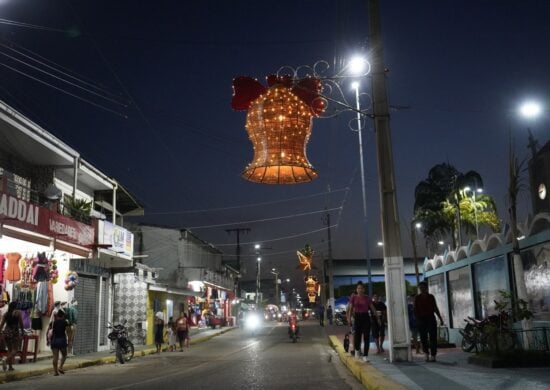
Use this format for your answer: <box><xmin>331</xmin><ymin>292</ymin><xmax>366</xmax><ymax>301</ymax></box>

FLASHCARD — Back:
<box><xmin>226</xmin><ymin>227</ymin><xmax>250</xmax><ymax>298</ymax></box>
<box><xmin>225</xmin><ymin>228</ymin><xmax>250</xmax><ymax>271</ymax></box>
<box><xmin>368</xmin><ymin>0</ymin><xmax>411</xmax><ymax>362</ymax></box>
<box><xmin>325</xmin><ymin>211</ymin><xmax>335</xmax><ymax>308</ymax></box>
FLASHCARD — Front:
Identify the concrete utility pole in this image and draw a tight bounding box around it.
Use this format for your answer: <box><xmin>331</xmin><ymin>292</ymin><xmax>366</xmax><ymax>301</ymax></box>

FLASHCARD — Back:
<box><xmin>225</xmin><ymin>228</ymin><xmax>250</xmax><ymax>271</ymax></box>
<box><xmin>325</xmin><ymin>211</ymin><xmax>335</xmax><ymax>308</ymax></box>
<box><xmin>367</xmin><ymin>0</ymin><xmax>411</xmax><ymax>362</ymax></box>
<box><xmin>226</xmin><ymin>227</ymin><xmax>250</xmax><ymax>298</ymax></box>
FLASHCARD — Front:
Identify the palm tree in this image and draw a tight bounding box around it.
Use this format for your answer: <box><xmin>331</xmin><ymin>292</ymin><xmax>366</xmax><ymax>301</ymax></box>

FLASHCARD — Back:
<box><xmin>414</xmin><ymin>163</ymin><xmax>500</xmax><ymax>251</ymax></box>
<box><xmin>508</xmin><ymin>142</ymin><xmax>532</xmax><ymax>346</ymax></box>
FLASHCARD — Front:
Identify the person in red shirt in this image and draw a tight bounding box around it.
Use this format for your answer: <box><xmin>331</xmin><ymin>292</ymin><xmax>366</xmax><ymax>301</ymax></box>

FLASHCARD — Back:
<box><xmin>414</xmin><ymin>281</ymin><xmax>444</xmax><ymax>362</ymax></box>
<box><xmin>346</xmin><ymin>281</ymin><xmax>380</xmax><ymax>361</ymax></box>
<box><xmin>288</xmin><ymin>310</ymin><xmax>299</xmax><ymax>337</ymax></box>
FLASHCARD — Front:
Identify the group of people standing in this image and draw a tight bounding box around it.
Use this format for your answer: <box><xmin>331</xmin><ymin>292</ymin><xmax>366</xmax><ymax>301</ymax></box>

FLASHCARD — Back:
<box><xmin>346</xmin><ymin>280</ymin><xmax>443</xmax><ymax>362</ymax></box>
<box><xmin>0</xmin><ymin>300</ymin><xmax>72</xmax><ymax>375</ymax></box>
<box><xmin>154</xmin><ymin>312</ymin><xmax>191</xmax><ymax>353</ymax></box>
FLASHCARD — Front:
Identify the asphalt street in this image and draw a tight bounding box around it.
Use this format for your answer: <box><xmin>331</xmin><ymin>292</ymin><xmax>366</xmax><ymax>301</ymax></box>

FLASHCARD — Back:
<box><xmin>1</xmin><ymin>320</ymin><xmax>363</xmax><ymax>390</ymax></box>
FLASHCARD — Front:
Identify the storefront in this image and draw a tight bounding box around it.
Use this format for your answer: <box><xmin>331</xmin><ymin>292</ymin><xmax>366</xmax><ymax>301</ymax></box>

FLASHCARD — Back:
<box><xmin>0</xmin><ymin>182</ymin><xmax>95</xmax><ymax>354</ymax></box>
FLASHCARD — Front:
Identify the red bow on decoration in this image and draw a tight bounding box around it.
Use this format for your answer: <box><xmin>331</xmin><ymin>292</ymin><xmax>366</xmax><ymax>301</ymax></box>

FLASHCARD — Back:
<box><xmin>231</xmin><ymin>75</ymin><xmax>325</xmax><ymax>115</ymax></box>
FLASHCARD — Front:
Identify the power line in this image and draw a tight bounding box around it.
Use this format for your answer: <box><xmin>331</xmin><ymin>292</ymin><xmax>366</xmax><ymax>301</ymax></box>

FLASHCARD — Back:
<box><xmin>185</xmin><ymin>207</ymin><xmax>342</xmax><ymax>230</ymax></box>
<box><xmin>134</xmin><ymin>187</ymin><xmax>349</xmax><ymax>216</ymax></box>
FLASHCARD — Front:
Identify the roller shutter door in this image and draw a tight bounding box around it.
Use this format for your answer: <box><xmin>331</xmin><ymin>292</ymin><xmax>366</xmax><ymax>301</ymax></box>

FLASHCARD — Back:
<box><xmin>73</xmin><ymin>275</ymin><xmax>99</xmax><ymax>355</ymax></box>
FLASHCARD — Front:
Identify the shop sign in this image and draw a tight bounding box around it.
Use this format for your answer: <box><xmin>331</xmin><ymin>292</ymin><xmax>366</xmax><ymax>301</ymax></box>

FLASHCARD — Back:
<box><xmin>0</xmin><ymin>168</ymin><xmax>32</xmax><ymax>202</ymax></box>
<box><xmin>70</xmin><ymin>258</ymin><xmax>110</xmax><ymax>277</ymax></box>
<box><xmin>97</xmin><ymin>220</ymin><xmax>134</xmax><ymax>257</ymax></box>
<box><xmin>0</xmin><ymin>189</ymin><xmax>94</xmax><ymax>247</ymax></box>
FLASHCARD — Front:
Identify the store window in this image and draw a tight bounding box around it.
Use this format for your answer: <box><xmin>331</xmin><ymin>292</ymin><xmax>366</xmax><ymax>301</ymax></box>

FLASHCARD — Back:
<box><xmin>448</xmin><ymin>266</ymin><xmax>474</xmax><ymax>328</ymax></box>
<box><xmin>428</xmin><ymin>273</ymin><xmax>448</xmax><ymax>325</ymax></box>
<box><xmin>473</xmin><ymin>256</ymin><xmax>508</xmax><ymax>319</ymax></box>
<box><xmin>520</xmin><ymin>243</ymin><xmax>550</xmax><ymax>321</ymax></box>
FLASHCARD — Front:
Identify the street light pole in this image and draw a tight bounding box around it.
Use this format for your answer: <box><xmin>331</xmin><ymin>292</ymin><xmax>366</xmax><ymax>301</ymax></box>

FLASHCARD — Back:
<box><xmin>256</xmin><ymin>256</ymin><xmax>261</xmax><ymax>306</ymax></box>
<box><xmin>352</xmin><ymin>81</ymin><xmax>373</xmax><ymax>297</ymax></box>
<box><xmin>367</xmin><ymin>0</ymin><xmax>410</xmax><ymax>362</ymax></box>
<box><xmin>411</xmin><ymin>221</ymin><xmax>421</xmax><ymax>288</ymax></box>
<box><xmin>271</xmin><ymin>268</ymin><xmax>280</xmax><ymax>306</ymax></box>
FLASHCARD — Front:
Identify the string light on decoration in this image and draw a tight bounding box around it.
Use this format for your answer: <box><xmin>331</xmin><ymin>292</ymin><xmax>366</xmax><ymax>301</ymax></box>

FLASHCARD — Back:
<box><xmin>304</xmin><ymin>275</ymin><xmax>319</xmax><ymax>303</ymax></box>
<box><xmin>231</xmin><ymin>59</ymin><xmax>372</xmax><ymax>185</ymax></box>
<box><xmin>231</xmin><ymin>74</ymin><xmax>325</xmax><ymax>184</ymax></box>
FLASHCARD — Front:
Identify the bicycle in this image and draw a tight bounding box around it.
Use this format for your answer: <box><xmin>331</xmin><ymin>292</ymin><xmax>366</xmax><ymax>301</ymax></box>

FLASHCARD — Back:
<box><xmin>107</xmin><ymin>320</ymin><xmax>135</xmax><ymax>364</ymax></box>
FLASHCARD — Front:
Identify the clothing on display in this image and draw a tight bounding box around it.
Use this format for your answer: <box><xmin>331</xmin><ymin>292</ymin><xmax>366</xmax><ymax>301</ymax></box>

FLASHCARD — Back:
<box><xmin>5</xmin><ymin>252</ymin><xmax>21</xmax><ymax>282</ymax></box>
<box><xmin>33</xmin><ymin>252</ymin><xmax>49</xmax><ymax>282</ymax></box>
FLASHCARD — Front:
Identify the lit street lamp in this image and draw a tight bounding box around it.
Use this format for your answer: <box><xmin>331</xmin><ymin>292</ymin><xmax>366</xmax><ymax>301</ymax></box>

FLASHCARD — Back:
<box><xmin>519</xmin><ymin>101</ymin><xmax>542</xmax><ymax>159</ymax></box>
<box><xmin>463</xmin><ymin>186</ymin><xmax>483</xmax><ymax>238</ymax></box>
<box><xmin>256</xmin><ymin>256</ymin><xmax>261</xmax><ymax>306</ymax></box>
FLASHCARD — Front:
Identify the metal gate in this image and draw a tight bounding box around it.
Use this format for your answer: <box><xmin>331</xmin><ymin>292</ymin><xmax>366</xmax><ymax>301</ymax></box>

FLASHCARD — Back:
<box><xmin>73</xmin><ymin>275</ymin><xmax>99</xmax><ymax>355</ymax></box>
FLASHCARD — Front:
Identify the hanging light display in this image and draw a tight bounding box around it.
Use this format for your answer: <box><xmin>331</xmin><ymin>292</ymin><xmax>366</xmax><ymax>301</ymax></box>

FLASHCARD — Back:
<box><xmin>231</xmin><ymin>74</ymin><xmax>325</xmax><ymax>184</ymax></box>
<box><xmin>305</xmin><ymin>275</ymin><xmax>320</xmax><ymax>303</ymax></box>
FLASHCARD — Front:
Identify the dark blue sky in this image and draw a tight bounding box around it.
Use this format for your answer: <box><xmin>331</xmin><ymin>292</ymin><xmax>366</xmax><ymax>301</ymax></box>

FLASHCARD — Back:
<box><xmin>1</xmin><ymin>1</ymin><xmax>549</xmax><ymax>286</ymax></box>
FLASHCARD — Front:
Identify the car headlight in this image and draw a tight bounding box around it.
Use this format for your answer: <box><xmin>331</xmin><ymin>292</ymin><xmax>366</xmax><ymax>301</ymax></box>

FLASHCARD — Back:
<box><xmin>246</xmin><ymin>314</ymin><xmax>260</xmax><ymax>329</ymax></box>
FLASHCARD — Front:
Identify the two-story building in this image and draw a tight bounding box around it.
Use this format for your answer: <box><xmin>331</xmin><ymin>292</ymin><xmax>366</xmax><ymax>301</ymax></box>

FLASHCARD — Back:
<box><xmin>0</xmin><ymin>100</ymin><xmax>143</xmax><ymax>355</ymax></box>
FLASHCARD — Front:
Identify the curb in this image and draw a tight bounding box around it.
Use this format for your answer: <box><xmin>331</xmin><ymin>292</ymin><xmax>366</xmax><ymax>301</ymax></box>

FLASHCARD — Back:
<box><xmin>0</xmin><ymin>327</ymin><xmax>235</xmax><ymax>384</ymax></box>
<box><xmin>328</xmin><ymin>335</ymin><xmax>405</xmax><ymax>390</ymax></box>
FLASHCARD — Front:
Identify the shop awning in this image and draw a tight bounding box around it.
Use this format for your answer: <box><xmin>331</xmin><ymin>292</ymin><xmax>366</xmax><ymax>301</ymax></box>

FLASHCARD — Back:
<box><xmin>149</xmin><ymin>285</ymin><xmax>203</xmax><ymax>297</ymax></box>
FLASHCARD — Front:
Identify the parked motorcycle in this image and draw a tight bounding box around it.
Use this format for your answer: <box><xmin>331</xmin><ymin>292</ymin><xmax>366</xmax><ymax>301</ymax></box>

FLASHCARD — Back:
<box><xmin>108</xmin><ymin>320</ymin><xmax>134</xmax><ymax>364</ymax></box>
<box><xmin>460</xmin><ymin>309</ymin><xmax>515</xmax><ymax>353</ymax></box>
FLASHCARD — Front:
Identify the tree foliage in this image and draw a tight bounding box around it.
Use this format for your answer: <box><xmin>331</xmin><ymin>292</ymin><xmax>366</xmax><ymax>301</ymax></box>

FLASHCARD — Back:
<box><xmin>414</xmin><ymin>163</ymin><xmax>501</xmax><ymax>251</ymax></box>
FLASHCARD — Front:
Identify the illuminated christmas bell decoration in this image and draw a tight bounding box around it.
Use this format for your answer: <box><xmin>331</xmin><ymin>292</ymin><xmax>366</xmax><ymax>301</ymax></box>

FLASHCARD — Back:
<box><xmin>231</xmin><ymin>74</ymin><xmax>325</xmax><ymax>184</ymax></box>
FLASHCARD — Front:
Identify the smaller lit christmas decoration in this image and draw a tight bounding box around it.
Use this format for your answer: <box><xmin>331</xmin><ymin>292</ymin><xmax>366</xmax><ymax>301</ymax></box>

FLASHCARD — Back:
<box><xmin>296</xmin><ymin>244</ymin><xmax>314</xmax><ymax>272</ymax></box>
<box><xmin>231</xmin><ymin>74</ymin><xmax>325</xmax><ymax>184</ymax></box>
<box><xmin>304</xmin><ymin>275</ymin><xmax>320</xmax><ymax>303</ymax></box>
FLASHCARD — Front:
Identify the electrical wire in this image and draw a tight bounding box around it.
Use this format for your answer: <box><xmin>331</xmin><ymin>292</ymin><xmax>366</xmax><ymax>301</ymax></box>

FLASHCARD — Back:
<box><xmin>0</xmin><ymin>61</ymin><xmax>128</xmax><ymax>118</ymax></box>
<box><xmin>2</xmin><ymin>39</ymin><xmax>130</xmax><ymax>104</ymax></box>
<box><xmin>139</xmin><ymin>187</ymin><xmax>349</xmax><ymax>215</ymax></box>
<box><xmin>0</xmin><ymin>48</ymin><xmax>129</xmax><ymax>107</ymax></box>
<box><xmin>154</xmin><ymin>207</ymin><xmax>342</xmax><ymax>230</ymax></box>
<box><xmin>0</xmin><ymin>18</ymin><xmax>67</xmax><ymax>33</ymax></box>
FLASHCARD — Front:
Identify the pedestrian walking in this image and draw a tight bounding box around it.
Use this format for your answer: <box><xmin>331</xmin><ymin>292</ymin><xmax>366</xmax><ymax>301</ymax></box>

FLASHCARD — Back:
<box><xmin>0</xmin><ymin>302</ymin><xmax>23</xmax><ymax>372</ymax></box>
<box><xmin>176</xmin><ymin>312</ymin><xmax>189</xmax><ymax>351</ymax></box>
<box><xmin>154</xmin><ymin>311</ymin><xmax>165</xmax><ymax>353</ymax></box>
<box><xmin>346</xmin><ymin>281</ymin><xmax>381</xmax><ymax>362</ymax></box>
<box><xmin>317</xmin><ymin>304</ymin><xmax>325</xmax><ymax>326</ymax></box>
<box><xmin>414</xmin><ymin>281</ymin><xmax>444</xmax><ymax>362</ymax></box>
<box><xmin>371</xmin><ymin>294</ymin><xmax>387</xmax><ymax>353</ymax></box>
<box><xmin>326</xmin><ymin>305</ymin><xmax>333</xmax><ymax>325</ymax></box>
<box><xmin>48</xmin><ymin>309</ymin><xmax>68</xmax><ymax>376</ymax></box>
<box><xmin>166</xmin><ymin>317</ymin><xmax>177</xmax><ymax>352</ymax></box>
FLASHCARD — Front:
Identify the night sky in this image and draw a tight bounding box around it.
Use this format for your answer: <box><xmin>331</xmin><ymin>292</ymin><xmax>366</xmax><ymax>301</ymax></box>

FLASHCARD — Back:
<box><xmin>1</xmin><ymin>1</ymin><xmax>549</xmax><ymax>288</ymax></box>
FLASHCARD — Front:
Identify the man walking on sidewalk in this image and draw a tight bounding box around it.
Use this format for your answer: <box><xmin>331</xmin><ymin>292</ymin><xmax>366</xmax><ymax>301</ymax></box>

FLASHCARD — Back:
<box><xmin>414</xmin><ymin>282</ymin><xmax>444</xmax><ymax>362</ymax></box>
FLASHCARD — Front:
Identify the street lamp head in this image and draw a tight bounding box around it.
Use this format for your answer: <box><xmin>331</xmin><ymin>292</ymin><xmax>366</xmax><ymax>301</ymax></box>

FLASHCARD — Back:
<box><xmin>477</xmin><ymin>188</ymin><xmax>483</xmax><ymax>193</ymax></box>
<box><xmin>348</xmin><ymin>56</ymin><xmax>368</xmax><ymax>75</ymax></box>
<box><xmin>257</xmin><ymin>257</ymin><xmax>261</xmax><ymax>262</ymax></box>
<box><xmin>438</xmin><ymin>241</ymin><xmax>444</xmax><ymax>245</ymax></box>
<box><xmin>272</xmin><ymin>268</ymin><xmax>276</xmax><ymax>272</ymax></box>
<box><xmin>519</xmin><ymin>101</ymin><xmax>542</xmax><ymax>119</ymax></box>
<box><xmin>254</xmin><ymin>244</ymin><xmax>261</xmax><ymax>250</ymax></box>
<box><xmin>377</xmin><ymin>241</ymin><xmax>383</xmax><ymax>247</ymax></box>
<box><xmin>351</xmin><ymin>81</ymin><xmax>360</xmax><ymax>90</ymax></box>
<box><xmin>415</xmin><ymin>222</ymin><xmax>422</xmax><ymax>229</ymax></box>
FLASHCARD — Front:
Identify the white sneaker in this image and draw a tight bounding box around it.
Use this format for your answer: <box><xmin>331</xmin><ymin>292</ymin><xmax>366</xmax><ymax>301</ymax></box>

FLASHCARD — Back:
<box><xmin>354</xmin><ymin>351</ymin><xmax>361</xmax><ymax>359</ymax></box>
<box><xmin>362</xmin><ymin>356</ymin><xmax>370</xmax><ymax>362</ymax></box>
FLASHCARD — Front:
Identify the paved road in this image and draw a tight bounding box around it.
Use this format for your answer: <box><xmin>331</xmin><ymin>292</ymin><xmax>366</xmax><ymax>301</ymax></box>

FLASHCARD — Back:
<box><xmin>2</xmin><ymin>320</ymin><xmax>363</xmax><ymax>390</ymax></box>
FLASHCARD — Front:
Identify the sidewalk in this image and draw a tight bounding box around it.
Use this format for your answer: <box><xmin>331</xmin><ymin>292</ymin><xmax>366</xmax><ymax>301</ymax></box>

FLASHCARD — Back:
<box><xmin>325</xmin><ymin>323</ymin><xmax>550</xmax><ymax>390</ymax></box>
<box><xmin>0</xmin><ymin>326</ymin><xmax>234</xmax><ymax>384</ymax></box>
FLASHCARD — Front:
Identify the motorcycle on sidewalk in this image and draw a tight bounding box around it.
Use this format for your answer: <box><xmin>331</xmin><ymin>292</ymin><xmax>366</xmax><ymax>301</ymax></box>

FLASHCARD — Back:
<box><xmin>108</xmin><ymin>320</ymin><xmax>134</xmax><ymax>364</ymax></box>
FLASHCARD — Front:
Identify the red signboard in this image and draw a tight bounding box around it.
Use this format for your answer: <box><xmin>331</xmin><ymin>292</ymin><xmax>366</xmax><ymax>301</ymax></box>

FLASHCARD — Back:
<box><xmin>0</xmin><ymin>190</ymin><xmax>94</xmax><ymax>247</ymax></box>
